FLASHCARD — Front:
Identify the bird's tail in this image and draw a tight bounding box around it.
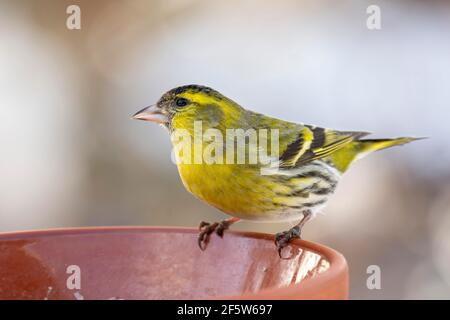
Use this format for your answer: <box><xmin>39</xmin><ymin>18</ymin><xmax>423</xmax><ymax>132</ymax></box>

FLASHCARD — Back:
<box><xmin>357</xmin><ymin>137</ymin><xmax>424</xmax><ymax>153</ymax></box>
<box><xmin>326</xmin><ymin>137</ymin><xmax>425</xmax><ymax>172</ymax></box>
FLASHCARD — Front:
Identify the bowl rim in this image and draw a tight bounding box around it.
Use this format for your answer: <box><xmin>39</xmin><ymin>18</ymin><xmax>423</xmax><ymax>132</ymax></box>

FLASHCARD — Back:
<box><xmin>0</xmin><ymin>226</ymin><xmax>348</xmax><ymax>300</ymax></box>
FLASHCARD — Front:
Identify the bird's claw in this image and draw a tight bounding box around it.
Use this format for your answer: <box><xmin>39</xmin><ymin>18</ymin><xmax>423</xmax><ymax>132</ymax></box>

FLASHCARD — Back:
<box><xmin>216</xmin><ymin>220</ymin><xmax>232</xmax><ymax>237</ymax></box>
<box><xmin>198</xmin><ymin>221</ymin><xmax>217</xmax><ymax>250</ymax></box>
<box><xmin>197</xmin><ymin>220</ymin><xmax>232</xmax><ymax>250</ymax></box>
<box><xmin>274</xmin><ymin>226</ymin><xmax>301</xmax><ymax>259</ymax></box>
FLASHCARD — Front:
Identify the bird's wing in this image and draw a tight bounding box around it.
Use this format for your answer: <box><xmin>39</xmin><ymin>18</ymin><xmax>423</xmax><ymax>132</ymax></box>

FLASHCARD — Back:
<box><xmin>279</xmin><ymin>125</ymin><xmax>370</xmax><ymax>168</ymax></box>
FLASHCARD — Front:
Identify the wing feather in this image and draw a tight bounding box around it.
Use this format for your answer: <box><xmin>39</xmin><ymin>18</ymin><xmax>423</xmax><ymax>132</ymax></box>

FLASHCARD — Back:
<box><xmin>279</xmin><ymin>125</ymin><xmax>370</xmax><ymax>168</ymax></box>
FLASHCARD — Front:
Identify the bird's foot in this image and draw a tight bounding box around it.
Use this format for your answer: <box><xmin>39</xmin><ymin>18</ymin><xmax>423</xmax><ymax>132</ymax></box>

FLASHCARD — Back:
<box><xmin>197</xmin><ymin>219</ymin><xmax>233</xmax><ymax>250</ymax></box>
<box><xmin>274</xmin><ymin>226</ymin><xmax>301</xmax><ymax>259</ymax></box>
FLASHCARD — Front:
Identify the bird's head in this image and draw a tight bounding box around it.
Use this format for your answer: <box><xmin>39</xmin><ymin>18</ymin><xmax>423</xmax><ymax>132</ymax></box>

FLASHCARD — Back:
<box><xmin>132</xmin><ymin>85</ymin><xmax>243</xmax><ymax>131</ymax></box>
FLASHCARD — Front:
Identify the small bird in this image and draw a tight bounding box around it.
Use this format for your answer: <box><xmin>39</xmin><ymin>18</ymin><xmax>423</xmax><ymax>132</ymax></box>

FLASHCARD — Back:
<box><xmin>133</xmin><ymin>85</ymin><xmax>421</xmax><ymax>257</ymax></box>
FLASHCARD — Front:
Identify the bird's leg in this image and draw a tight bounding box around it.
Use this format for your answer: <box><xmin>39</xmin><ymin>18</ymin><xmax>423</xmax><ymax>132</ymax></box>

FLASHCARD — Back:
<box><xmin>198</xmin><ymin>217</ymin><xmax>240</xmax><ymax>250</ymax></box>
<box><xmin>275</xmin><ymin>210</ymin><xmax>312</xmax><ymax>258</ymax></box>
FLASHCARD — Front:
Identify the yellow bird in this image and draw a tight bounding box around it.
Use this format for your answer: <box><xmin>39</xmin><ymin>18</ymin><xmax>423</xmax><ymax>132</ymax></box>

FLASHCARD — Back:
<box><xmin>133</xmin><ymin>85</ymin><xmax>421</xmax><ymax>257</ymax></box>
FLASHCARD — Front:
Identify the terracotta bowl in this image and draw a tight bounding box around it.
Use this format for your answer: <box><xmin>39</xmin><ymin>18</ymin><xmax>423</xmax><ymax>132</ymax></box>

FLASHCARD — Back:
<box><xmin>0</xmin><ymin>227</ymin><xmax>348</xmax><ymax>300</ymax></box>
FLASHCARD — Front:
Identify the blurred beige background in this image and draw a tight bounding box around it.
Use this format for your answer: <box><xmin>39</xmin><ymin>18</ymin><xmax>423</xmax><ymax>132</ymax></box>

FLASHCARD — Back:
<box><xmin>1</xmin><ymin>0</ymin><xmax>449</xmax><ymax>299</ymax></box>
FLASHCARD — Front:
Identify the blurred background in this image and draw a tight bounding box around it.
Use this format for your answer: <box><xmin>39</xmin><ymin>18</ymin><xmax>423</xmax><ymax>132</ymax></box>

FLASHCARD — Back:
<box><xmin>1</xmin><ymin>0</ymin><xmax>449</xmax><ymax>299</ymax></box>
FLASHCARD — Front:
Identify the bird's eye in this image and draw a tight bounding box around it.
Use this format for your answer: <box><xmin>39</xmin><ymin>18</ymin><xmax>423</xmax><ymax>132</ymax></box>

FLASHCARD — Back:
<box><xmin>175</xmin><ymin>98</ymin><xmax>189</xmax><ymax>107</ymax></box>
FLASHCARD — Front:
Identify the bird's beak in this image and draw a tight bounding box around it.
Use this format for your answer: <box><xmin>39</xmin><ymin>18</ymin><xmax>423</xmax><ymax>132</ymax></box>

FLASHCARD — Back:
<box><xmin>132</xmin><ymin>105</ymin><xmax>168</xmax><ymax>124</ymax></box>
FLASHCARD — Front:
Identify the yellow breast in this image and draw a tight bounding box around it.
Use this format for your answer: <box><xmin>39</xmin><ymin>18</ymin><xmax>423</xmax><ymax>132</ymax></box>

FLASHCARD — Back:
<box><xmin>177</xmin><ymin>161</ymin><xmax>283</xmax><ymax>219</ymax></box>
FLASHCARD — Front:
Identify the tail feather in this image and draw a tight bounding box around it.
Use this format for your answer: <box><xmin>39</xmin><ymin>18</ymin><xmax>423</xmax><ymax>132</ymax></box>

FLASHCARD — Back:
<box><xmin>358</xmin><ymin>137</ymin><xmax>425</xmax><ymax>153</ymax></box>
<box><xmin>326</xmin><ymin>137</ymin><xmax>425</xmax><ymax>172</ymax></box>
